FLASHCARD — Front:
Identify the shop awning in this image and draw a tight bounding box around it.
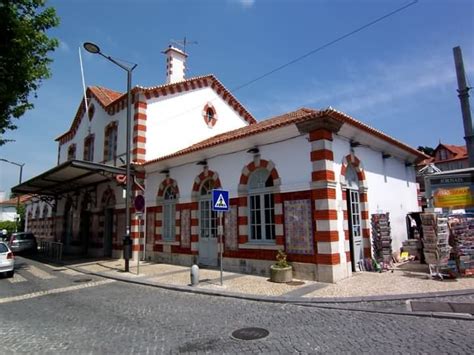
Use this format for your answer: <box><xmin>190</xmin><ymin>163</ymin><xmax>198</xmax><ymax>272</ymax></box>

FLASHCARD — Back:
<box><xmin>11</xmin><ymin>160</ymin><xmax>131</xmax><ymax>196</ymax></box>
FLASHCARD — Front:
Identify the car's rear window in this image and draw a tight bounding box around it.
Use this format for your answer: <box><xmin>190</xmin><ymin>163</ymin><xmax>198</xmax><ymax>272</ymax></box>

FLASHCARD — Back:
<box><xmin>0</xmin><ymin>243</ymin><xmax>8</xmax><ymax>253</ymax></box>
<box><xmin>14</xmin><ymin>234</ymin><xmax>35</xmax><ymax>240</ymax></box>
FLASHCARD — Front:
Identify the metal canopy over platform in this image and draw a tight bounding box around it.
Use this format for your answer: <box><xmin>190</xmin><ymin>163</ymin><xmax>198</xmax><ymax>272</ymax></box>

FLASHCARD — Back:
<box><xmin>11</xmin><ymin>160</ymin><xmax>130</xmax><ymax>196</ymax></box>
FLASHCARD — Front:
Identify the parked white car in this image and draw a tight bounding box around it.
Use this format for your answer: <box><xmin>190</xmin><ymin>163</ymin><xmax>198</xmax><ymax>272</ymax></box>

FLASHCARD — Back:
<box><xmin>0</xmin><ymin>241</ymin><xmax>14</xmax><ymax>278</ymax></box>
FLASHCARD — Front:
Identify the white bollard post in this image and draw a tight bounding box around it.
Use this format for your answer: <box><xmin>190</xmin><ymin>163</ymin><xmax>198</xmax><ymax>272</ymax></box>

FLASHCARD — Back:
<box><xmin>190</xmin><ymin>264</ymin><xmax>199</xmax><ymax>286</ymax></box>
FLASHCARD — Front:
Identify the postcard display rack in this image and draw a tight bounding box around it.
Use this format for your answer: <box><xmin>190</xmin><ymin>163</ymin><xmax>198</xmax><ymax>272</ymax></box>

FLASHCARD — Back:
<box><xmin>420</xmin><ymin>213</ymin><xmax>451</xmax><ymax>279</ymax></box>
<box><xmin>371</xmin><ymin>213</ymin><xmax>392</xmax><ymax>263</ymax></box>
<box><xmin>448</xmin><ymin>215</ymin><xmax>474</xmax><ymax>276</ymax></box>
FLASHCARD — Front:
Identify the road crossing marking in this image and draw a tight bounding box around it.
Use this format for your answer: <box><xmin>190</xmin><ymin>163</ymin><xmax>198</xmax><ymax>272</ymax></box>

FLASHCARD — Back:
<box><xmin>24</xmin><ymin>265</ymin><xmax>56</xmax><ymax>280</ymax></box>
<box><xmin>4</xmin><ymin>266</ymin><xmax>86</xmax><ymax>284</ymax></box>
<box><xmin>7</xmin><ymin>274</ymin><xmax>27</xmax><ymax>284</ymax></box>
<box><xmin>0</xmin><ymin>279</ymin><xmax>115</xmax><ymax>304</ymax></box>
<box><xmin>41</xmin><ymin>264</ymin><xmax>87</xmax><ymax>276</ymax></box>
<box><xmin>59</xmin><ymin>269</ymin><xmax>83</xmax><ymax>276</ymax></box>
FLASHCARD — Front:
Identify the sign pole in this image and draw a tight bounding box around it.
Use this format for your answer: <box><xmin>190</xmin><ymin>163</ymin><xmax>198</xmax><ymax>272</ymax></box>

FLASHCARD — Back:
<box><xmin>219</xmin><ymin>211</ymin><xmax>223</xmax><ymax>286</ymax></box>
<box><xmin>136</xmin><ymin>213</ymin><xmax>140</xmax><ymax>275</ymax></box>
<box><xmin>133</xmin><ymin>195</ymin><xmax>145</xmax><ymax>276</ymax></box>
<box><xmin>211</xmin><ymin>189</ymin><xmax>229</xmax><ymax>287</ymax></box>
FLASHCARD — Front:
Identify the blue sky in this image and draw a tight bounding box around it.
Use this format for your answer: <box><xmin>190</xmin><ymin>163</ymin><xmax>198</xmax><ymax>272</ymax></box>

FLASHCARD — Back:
<box><xmin>1</xmin><ymin>0</ymin><xmax>473</xmax><ymax>196</ymax></box>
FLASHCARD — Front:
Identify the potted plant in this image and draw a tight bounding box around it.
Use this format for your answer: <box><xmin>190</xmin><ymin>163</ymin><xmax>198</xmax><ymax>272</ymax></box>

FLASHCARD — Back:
<box><xmin>270</xmin><ymin>250</ymin><xmax>293</xmax><ymax>283</ymax></box>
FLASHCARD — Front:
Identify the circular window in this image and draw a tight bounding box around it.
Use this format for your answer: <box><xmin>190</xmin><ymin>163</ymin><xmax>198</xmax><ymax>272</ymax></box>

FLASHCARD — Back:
<box><xmin>202</xmin><ymin>103</ymin><xmax>217</xmax><ymax>128</ymax></box>
<box><xmin>206</xmin><ymin>108</ymin><xmax>214</xmax><ymax>123</ymax></box>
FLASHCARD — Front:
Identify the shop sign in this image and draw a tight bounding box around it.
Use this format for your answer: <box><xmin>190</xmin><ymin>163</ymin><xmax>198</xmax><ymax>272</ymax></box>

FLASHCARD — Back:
<box><xmin>433</xmin><ymin>186</ymin><xmax>474</xmax><ymax>208</ymax></box>
<box><xmin>430</xmin><ymin>175</ymin><xmax>474</xmax><ymax>186</ymax></box>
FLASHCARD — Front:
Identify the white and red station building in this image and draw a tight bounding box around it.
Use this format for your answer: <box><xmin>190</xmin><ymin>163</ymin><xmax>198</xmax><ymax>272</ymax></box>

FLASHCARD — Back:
<box><xmin>16</xmin><ymin>46</ymin><xmax>425</xmax><ymax>283</ymax></box>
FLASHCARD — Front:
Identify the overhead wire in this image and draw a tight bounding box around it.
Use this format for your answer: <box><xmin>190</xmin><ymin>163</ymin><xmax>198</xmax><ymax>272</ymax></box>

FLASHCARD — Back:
<box><xmin>156</xmin><ymin>0</ymin><xmax>419</xmax><ymax>122</ymax></box>
<box><xmin>231</xmin><ymin>0</ymin><xmax>419</xmax><ymax>93</ymax></box>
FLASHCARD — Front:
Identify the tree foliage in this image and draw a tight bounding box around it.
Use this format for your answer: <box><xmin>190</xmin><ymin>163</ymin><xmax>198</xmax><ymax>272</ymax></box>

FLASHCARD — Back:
<box><xmin>0</xmin><ymin>220</ymin><xmax>17</xmax><ymax>235</ymax></box>
<box><xmin>417</xmin><ymin>146</ymin><xmax>434</xmax><ymax>157</ymax></box>
<box><xmin>0</xmin><ymin>0</ymin><xmax>59</xmax><ymax>145</ymax></box>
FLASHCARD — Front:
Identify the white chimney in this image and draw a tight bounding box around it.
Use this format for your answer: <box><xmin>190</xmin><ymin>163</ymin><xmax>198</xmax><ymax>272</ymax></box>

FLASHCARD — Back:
<box><xmin>163</xmin><ymin>46</ymin><xmax>187</xmax><ymax>84</ymax></box>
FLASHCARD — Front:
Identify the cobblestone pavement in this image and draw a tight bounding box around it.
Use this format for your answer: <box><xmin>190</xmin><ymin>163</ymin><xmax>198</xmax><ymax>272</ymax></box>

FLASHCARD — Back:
<box><xmin>64</xmin><ymin>257</ymin><xmax>474</xmax><ymax>300</ymax></box>
<box><xmin>1</xmin><ymin>258</ymin><xmax>473</xmax><ymax>354</ymax></box>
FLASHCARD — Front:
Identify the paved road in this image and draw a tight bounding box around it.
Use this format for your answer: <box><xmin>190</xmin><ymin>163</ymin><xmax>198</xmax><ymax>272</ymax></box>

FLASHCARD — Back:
<box><xmin>1</xmin><ymin>257</ymin><xmax>473</xmax><ymax>354</ymax></box>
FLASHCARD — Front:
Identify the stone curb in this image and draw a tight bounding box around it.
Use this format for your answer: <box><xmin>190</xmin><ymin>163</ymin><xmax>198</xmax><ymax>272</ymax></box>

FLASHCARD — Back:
<box><xmin>294</xmin><ymin>302</ymin><xmax>474</xmax><ymax>321</ymax></box>
<box><xmin>65</xmin><ymin>264</ymin><xmax>474</xmax><ymax>321</ymax></box>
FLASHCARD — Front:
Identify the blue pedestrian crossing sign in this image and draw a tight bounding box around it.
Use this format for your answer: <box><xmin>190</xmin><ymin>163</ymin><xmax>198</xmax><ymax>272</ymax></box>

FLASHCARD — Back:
<box><xmin>212</xmin><ymin>189</ymin><xmax>229</xmax><ymax>212</ymax></box>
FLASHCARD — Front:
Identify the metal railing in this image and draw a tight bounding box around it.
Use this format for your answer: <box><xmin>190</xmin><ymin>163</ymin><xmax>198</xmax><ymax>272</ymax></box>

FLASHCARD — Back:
<box><xmin>39</xmin><ymin>239</ymin><xmax>63</xmax><ymax>262</ymax></box>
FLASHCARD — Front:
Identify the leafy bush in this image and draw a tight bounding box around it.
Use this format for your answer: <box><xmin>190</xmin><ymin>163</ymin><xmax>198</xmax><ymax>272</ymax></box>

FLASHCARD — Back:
<box><xmin>275</xmin><ymin>250</ymin><xmax>290</xmax><ymax>268</ymax></box>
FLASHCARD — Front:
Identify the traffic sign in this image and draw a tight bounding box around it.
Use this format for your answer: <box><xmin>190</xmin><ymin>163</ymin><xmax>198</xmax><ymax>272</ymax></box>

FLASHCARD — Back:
<box><xmin>212</xmin><ymin>189</ymin><xmax>229</xmax><ymax>212</ymax></box>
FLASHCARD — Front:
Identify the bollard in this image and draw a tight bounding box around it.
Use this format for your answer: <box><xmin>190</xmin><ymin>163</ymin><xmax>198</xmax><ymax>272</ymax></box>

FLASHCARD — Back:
<box><xmin>190</xmin><ymin>264</ymin><xmax>199</xmax><ymax>286</ymax></box>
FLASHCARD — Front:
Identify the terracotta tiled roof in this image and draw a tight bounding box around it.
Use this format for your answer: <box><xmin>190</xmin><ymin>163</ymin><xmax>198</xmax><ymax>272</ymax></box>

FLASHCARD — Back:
<box><xmin>89</xmin><ymin>86</ymin><xmax>122</xmax><ymax>106</ymax></box>
<box><xmin>418</xmin><ymin>144</ymin><xmax>469</xmax><ymax>166</ymax></box>
<box><xmin>143</xmin><ymin>107</ymin><xmax>427</xmax><ymax>165</ymax></box>
<box><xmin>56</xmin><ymin>75</ymin><xmax>256</xmax><ymax>144</ymax></box>
<box><xmin>0</xmin><ymin>195</ymin><xmax>32</xmax><ymax>206</ymax></box>
<box><xmin>56</xmin><ymin>86</ymin><xmax>123</xmax><ymax>143</ymax></box>
<box><xmin>417</xmin><ymin>157</ymin><xmax>434</xmax><ymax>166</ymax></box>
<box><xmin>442</xmin><ymin>144</ymin><xmax>467</xmax><ymax>159</ymax></box>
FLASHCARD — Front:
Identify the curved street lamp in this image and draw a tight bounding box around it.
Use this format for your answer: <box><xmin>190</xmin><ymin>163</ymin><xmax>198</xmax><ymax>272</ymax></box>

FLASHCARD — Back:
<box><xmin>83</xmin><ymin>41</ymin><xmax>137</xmax><ymax>272</ymax></box>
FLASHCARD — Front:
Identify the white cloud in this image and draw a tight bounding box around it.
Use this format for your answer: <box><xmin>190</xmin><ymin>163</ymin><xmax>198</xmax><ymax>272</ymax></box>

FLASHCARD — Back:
<box><xmin>233</xmin><ymin>0</ymin><xmax>255</xmax><ymax>8</ymax></box>
<box><xmin>264</xmin><ymin>51</ymin><xmax>474</xmax><ymax>120</ymax></box>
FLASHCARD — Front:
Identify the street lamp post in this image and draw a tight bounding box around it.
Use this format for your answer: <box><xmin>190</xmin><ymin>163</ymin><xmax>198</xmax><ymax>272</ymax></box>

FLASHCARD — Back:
<box><xmin>83</xmin><ymin>42</ymin><xmax>137</xmax><ymax>272</ymax></box>
<box><xmin>0</xmin><ymin>158</ymin><xmax>25</xmax><ymax>231</ymax></box>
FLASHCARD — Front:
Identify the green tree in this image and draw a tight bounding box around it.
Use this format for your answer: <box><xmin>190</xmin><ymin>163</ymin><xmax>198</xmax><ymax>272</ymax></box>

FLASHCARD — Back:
<box><xmin>417</xmin><ymin>146</ymin><xmax>434</xmax><ymax>157</ymax></box>
<box><xmin>0</xmin><ymin>0</ymin><xmax>59</xmax><ymax>145</ymax></box>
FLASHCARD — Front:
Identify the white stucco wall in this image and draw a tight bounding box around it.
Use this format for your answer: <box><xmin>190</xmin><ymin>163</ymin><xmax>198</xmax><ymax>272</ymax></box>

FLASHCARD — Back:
<box><xmin>332</xmin><ymin>138</ymin><xmax>419</xmax><ymax>252</ymax></box>
<box><xmin>58</xmin><ymin>98</ymin><xmax>126</xmax><ymax>165</ymax></box>
<box><xmin>144</xmin><ymin>134</ymin><xmax>312</xmax><ymax>205</ymax></box>
<box><xmin>145</xmin><ymin>87</ymin><xmax>250</xmax><ymax>162</ymax></box>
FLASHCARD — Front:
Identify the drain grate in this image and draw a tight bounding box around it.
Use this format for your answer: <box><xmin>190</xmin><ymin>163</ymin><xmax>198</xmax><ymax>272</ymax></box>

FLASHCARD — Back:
<box><xmin>231</xmin><ymin>327</ymin><xmax>269</xmax><ymax>341</ymax></box>
<box><xmin>73</xmin><ymin>278</ymin><xmax>93</xmax><ymax>283</ymax></box>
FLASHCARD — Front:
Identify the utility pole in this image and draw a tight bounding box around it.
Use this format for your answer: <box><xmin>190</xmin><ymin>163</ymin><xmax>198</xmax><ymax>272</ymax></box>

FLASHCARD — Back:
<box><xmin>453</xmin><ymin>46</ymin><xmax>474</xmax><ymax>167</ymax></box>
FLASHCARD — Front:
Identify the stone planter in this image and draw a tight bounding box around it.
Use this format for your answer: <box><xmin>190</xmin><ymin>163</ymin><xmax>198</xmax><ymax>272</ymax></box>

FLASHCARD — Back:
<box><xmin>270</xmin><ymin>265</ymin><xmax>293</xmax><ymax>283</ymax></box>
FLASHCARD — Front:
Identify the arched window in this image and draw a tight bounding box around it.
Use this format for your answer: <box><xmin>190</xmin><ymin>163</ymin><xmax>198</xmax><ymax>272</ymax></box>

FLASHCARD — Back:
<box><xmin>162</xmin><ymin>186</ymin><xmax>177</xmax><ymax>241</ymax></box>
<box><xmin>248</xmin><ymin>169</ymin><xmax>275</xmax><ymax>241</ymax></box>
<box><xmin>104</xmin><ymin>122</ymin><xmax>118</xmax><ymax>162</ymax></box>
<box><xmin>84</xmin><ymin>134</ymin><xmax>95</xmax><ymax>161</ymax></box>
<box><xmin>199</xmin><ymin>179</ymin><xmax>217</xmax><ymax>240</ymax></box>
<box><xmin>67</xmin><ymin>144</ymin><xmax>76</xmax><ymax>161</ymax></box>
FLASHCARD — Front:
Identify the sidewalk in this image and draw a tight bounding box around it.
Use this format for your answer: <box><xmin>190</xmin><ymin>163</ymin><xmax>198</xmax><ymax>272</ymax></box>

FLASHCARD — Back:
<box><xmin>59</xmin><ymin>257</ymin><xmax>474</xmax><ymax>303</ymax></box>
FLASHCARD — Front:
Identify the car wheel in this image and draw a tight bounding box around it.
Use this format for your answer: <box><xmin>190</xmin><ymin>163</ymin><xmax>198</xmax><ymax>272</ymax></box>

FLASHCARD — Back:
<box><xmin>6</xmin><ymin>270</ymin><xmax>14</xmax><ymax>278</ymax></box>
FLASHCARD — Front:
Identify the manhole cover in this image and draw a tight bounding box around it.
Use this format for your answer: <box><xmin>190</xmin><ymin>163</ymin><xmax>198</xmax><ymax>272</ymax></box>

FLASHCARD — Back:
<box><xmin>286</xmin><ymin>281</ymin><xmax>305</xmax><ymax>286</ymax></box>
<box><xmin>231</xmin><ymin>327</ymin><xmax>269</xmax><ymax>341</ymax></box>
<box><xmin>73</xmin><ymin>278</ymin><xmax>93</xmax><ymax>283</ymax></box>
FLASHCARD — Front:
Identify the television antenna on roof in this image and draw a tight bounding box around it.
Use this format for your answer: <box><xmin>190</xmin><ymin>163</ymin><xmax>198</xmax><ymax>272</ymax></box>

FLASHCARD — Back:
<box><xmin>170</xmin><ymin>36</ymin><xmax>198</xmax><ymax>54</ymax></box>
